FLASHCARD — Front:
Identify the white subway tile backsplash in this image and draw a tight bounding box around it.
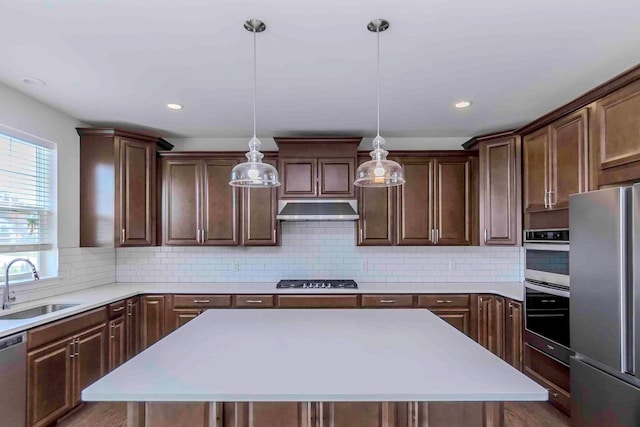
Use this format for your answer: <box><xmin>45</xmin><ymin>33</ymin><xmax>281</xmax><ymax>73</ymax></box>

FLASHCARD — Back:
<box><xmin>116</xmin><ymin>222</ymin><xmax>523</xmax><ymax>284</ymax></box>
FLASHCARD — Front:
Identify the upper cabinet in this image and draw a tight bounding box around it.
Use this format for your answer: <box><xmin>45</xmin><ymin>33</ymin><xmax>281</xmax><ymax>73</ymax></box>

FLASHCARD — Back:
<box><xmin>592</xmin><ymin>79</ymin><xmax>640</xmax><ymax>187</ymax></box>
<box><xmin>275</xmin><ymin>137</ymin><xmax>360</xmax><ymax>199</ymax></box>
<box><xmin>474</xmin><ymin>133</ymin><xmax>522</xmax><ymax>246</ymax></box>
<box><xmin>523</xmin><ymin>109</ymin><xmax>588</xmax><ymax>229</ymax></box>
<box><xmin>160</xmin><ymin>153</ymin><xmax>279</xmax><ymax>247</ymax></box>
<box><xmin>358</xmin><ymin>153</ymin><xmax>476</xmax><ymax>247</ymax></box>
<box><xmin>78</xmin><ymin>128</ymin><xmax>173</xmax><ymax>247</ymax></box>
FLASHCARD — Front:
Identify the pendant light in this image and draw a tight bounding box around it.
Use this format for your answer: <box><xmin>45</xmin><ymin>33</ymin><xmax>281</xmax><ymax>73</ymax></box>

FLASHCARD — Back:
<box><xmin>354</xmin><ymin>19</ymin><xmax>405</xmax><ymax>187</ymax></box>
<box><xmin>230</xmin><ymin>19</ymin><xmax>281</xmax><ymax>188</ymax></box>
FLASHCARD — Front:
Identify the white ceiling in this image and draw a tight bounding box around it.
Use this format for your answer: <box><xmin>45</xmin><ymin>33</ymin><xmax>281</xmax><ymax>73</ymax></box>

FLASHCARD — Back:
<box><xmin>2</xmin><ymin>0</ymin><xmax>640</xmax><ymax>140</ymax></box>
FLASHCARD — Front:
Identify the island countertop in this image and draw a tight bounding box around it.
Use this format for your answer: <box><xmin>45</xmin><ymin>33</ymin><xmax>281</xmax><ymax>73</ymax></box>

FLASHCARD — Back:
<box><xmin>82</xmin><ymin>309</ymin><xmax>546</xmax><ymax>402</ymax></box>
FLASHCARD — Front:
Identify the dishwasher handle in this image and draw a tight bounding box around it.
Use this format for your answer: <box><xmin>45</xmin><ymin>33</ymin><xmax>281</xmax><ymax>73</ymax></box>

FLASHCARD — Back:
<box><xmin>0</xmin><ymin>333</ymin><xmax>25</xmax><ymax>351</ymax></box>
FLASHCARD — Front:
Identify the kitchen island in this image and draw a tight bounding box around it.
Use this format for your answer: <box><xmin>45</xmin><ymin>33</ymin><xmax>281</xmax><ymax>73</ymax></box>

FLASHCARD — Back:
<box><xmin>83</xmin><ymin>309</ymin><xmax>545</xmax><ymax>426</ymax></box>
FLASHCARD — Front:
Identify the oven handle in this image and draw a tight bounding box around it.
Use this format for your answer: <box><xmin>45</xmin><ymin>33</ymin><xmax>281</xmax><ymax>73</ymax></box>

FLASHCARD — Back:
<box><xmin>525</xmin><ymin>281</ymin><xmax>570</xmax><ymax>298</ymax></box>
<box><xmin>523</xmin><ymin>243</ymin><xmax>570</xmax><ymax>251</ymax></box>
<box><xmin>527</xmin><ymin>313</ymin><xmax>566</xmax><ymax>318</ymax></box>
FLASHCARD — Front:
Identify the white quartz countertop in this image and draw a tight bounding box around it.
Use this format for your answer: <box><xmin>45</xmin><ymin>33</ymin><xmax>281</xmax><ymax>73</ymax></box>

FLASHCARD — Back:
<box><xmin>83</xmin><ymin>309</ymin><xmax>546</xmax><ymax>402</ymax></box>
<box><xmin>0</xmin><ymin>281</ymin><xmax>523</xmax><ymax>339</ymax></box>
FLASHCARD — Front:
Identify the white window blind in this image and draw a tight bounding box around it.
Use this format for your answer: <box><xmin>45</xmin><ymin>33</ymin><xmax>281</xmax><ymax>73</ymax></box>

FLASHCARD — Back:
<box><xmin>0</xmin><ymin>133</ymin><xmax>55</xmax><ymax>253</ymax></box>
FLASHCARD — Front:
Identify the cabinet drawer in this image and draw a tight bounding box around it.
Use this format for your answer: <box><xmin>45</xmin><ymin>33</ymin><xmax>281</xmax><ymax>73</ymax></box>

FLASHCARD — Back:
<box><xmin>362</xmin><ymin>295</ymin><xmax>414</xmax><ymax>308</ymax></box>
<box><xmin>28</xmin><ymin>307</ymin><xmax>108</xmax><ymax>350</ymax></box>
<box><xmin>108</xmin><ymin>300</ymin><xmax>127</xmax><ymax>318</ymax></box>
<box><xmin>524</xmin><ymin>344</ymin><xmax>570</xmax><ymax>391</ymax></box>
<box><xmin>418</xmin><ymin>294</ymin><xmax>470</xmax><ymax>309</ymax></box>
<box><xmin>524</xmin><ymin>362</ymin><xmax>571</xmax><ymax>415</ymax></box>
<box><xmin>234</xmin><ymin>295</ymin><xmax>274</xmax><ymax>308</ymax></box>
<box><xmin>172</xmin><ymin>295</ymin><xmax>232</xmax><ymax>308</ymax></box>
<box><xmin>277</xmin><ymin>295</ymin><xmax>359</xmax><ymax>308</ymax></box>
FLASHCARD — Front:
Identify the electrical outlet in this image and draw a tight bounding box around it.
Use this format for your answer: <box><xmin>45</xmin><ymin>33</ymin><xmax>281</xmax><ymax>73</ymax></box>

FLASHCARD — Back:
<box><xmin>233</xmin><ymin>261</ymin><xmax>240</xmax><ymax>272</ymax></box>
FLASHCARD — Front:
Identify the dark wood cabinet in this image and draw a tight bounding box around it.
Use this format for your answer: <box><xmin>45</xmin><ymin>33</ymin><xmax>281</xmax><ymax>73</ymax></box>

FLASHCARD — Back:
<box><xmin>126</xmin><ymin>297</ymin><xmax>141</xmax><ymax>360</ymax></box>
<box><xmin>275</xmin><ymin>137</ymin><xmax>360</xmax><ymax>200</ymax></box>
<box><xmin>108</xmin><ymin>315</ymin><xmax>125</xmax><ymax>371</ymax></box>
<box><xmin>356</xmin><ymin>184</ymin><xmax>394</xmax><ymax>246</ymax></box>
<box><xmin>477</xmin><ymin>295</ymin><xmax>505</xmax><ymax>358</ymax></box>
<box><xmin>27</xmin><ymin>309</ymin><xmax>108</xmax><ymax>427</ymax></box>
<box><xmin>395</xmin><ymin>155</ymin><xmax>475</xmax><ymax>246</ymax></box>
<box><xmin>161</xmin><ymin>154</ymin><xmax>278</xmax><ymax>247</ymax></box>
<box><xmin>524</xmin><ymin>344</ymin><xmax>571</xmax><ymax>415</ymax></box>
<box><xmin>141</xmin><ymin>295</ymin><xmax>168</xmax><ymax>349</ymax></box>
<box><xmin>523</xmin><ymin>109</ymin><xmax>588</xmax><ymax>228</ymax></box>
<box><xmin>78</xmin><ymin>128</ymin><xmax>171</xmax><ymax>247</ymax></box>
<box><xmin>162</xmin><ymin>159</ymin><xmax>201</xmax><ymax>245</ymax></box>
<box><xmin>434</xmin><ymin>157</ymin><xmax>474</xmax><ymax>245</ymax></box>
<box><xmin>27</xmin><ymin>338</ymin><xmax>74</xmax><ymax>427</ymax></box>
<box><xmin>477</xmin><ymin>133</ymin><xmax>522</xmax><ymax>246</ymax></box>
<box><xmin>505</xmin><ymin>299</ymin><xmax>523</xmax><ymax>371</ymax></box>
<box><xmin>418</xmin><ymin>294</ymin><xmax>472</xmax><ymax>337</ymax></box>
<box><xmin>319</xmin><ymin>402</ymin><xmax>397</xmax><ymax>427</ymax></box>
<box><xmin>203</xmin><ymin>159</ymin><xmax>240</xmax><ymax>245</ymax></box>
<box><xmin>224</xmin><ymin>402</ymin><xmax>312</xmax><ymax>427</ymax></box>
<box><xmin>591</xmin><ymin>78</ymin><xmax>640</xmax><ymax>187</ymax></box>
<box><xmin>241</xmin><ymin>157</ymin><xmax>280</xmax><ymax>246</ymax></box>
<box><xmin>173</xmin><ymin>308</ymin><xmax>204</xmax><ymax>329</ymax></box>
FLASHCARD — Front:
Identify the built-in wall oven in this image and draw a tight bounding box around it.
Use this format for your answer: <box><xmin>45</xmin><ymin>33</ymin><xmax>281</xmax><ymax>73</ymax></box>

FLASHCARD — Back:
<box><xmin>524</xmin><ymin>229</ymin><xmax>572</xmax><ymax>365</ymax></box>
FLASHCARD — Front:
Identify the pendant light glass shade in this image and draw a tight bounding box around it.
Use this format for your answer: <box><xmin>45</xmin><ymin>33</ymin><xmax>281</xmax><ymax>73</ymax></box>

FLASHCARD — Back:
<box><xmin>354</xmin><ymin>135</ymin><xmax>405</xmax><ymax>187</ymax></box>
<box><xmin>230</xmin><ymin>136</ymin><xmax>280</xmax><ymax>187</ymax></box>
<box><xmin>229</xmin><ymin>19</ymin><xmax>281</xmax><ymax>188</ymax></box>
<box><xmin>354</xmin><ymin>19</ymin><xmax>404</xmax><ymax>188</ymax></box>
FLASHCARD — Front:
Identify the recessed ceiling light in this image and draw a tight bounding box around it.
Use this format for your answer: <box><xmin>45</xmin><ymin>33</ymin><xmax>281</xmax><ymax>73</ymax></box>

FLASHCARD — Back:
<box><xmin>166</xmin><ymin>103</ymin><xmax>183</xmax><ymax>110</ymax></box>
<box><xmin>455</xmin><ymin>101</ymin><xmax>472</xmax><ymax>109</ymax></box>
<box><xmin>21</xmin><ymin>77</ymin><xmax>46</xmax><ymax>86</ymax></box>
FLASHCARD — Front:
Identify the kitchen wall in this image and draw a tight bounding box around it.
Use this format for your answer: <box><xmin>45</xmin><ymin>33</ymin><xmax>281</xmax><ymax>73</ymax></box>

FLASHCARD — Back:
<box><xmin>117</xmin><ymin>222</ymin><xmax>522</xmax><ymax>283</ymax></box>
<box><xmin>166</xmin><ymin>137</ymin><xmax>471</xmax><ymax>152</ymax></box>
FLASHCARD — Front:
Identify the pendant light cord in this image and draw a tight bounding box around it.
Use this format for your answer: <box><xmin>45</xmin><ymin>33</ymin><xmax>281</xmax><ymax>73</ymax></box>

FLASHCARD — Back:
<box><xmin>253</xmin><ymin>28</ymin><xmax>257</xmax><ymax>139</ymax></box>
<box><xmin>376</xmin><ymin>25</ymin><xmax>380</xmax><ymax>138</ymax></box>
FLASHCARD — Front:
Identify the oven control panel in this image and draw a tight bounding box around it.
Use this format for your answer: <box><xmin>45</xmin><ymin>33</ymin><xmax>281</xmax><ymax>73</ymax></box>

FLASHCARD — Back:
<box><xmin>524</xmin><ymin>229</ymin><xmax>569</xmax><ymax>243</ymax></box>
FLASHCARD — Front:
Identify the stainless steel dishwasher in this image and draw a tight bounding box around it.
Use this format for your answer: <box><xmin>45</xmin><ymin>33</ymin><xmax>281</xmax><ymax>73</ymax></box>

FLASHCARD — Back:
<box><xmin>0</xmin><ymin>332</ymin><xmax>26</xmax><ymax>427</ymax></box>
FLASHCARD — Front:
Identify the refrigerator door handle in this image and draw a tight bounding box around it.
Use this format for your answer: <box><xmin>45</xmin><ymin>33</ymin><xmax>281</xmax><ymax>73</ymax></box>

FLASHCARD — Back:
<box><xmin>632</xmin><ymin>184</ymin><xmax>640</xmax><ymax>376</ymax></box>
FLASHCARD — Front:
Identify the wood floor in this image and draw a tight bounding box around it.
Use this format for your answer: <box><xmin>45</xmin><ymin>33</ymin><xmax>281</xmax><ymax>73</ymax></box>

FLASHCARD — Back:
<box><xmin>58</xmin><ymin>401</ymin><xmax>570</xmax><ymax>427</ymax></box>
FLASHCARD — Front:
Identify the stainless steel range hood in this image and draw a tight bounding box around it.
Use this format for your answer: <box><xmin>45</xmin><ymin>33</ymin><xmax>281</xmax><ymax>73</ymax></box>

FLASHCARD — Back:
<box><xmin>277</xmin><ymin>199</ymin><xmax>359</xmax><ymax>221</ymax></box>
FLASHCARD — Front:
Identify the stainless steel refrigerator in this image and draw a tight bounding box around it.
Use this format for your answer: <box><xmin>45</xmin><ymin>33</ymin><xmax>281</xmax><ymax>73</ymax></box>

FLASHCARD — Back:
<box><xmin>570</xmin><ymin>184</ymin><xmax>640</xmax><ymax>426</ymax></box>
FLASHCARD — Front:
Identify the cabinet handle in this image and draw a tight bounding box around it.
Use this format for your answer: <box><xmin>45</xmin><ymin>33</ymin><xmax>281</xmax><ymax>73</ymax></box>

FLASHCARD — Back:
<box><xmin>436</xmin><ymin>300</ymin><xmax>453</xmax><ymax>304</ymax></box>
<box><xmin>74</xmin><ymin>338</ymin><xmax>79</xmax><ymax>357</ymax></box>
<box><xmin>435</xmin><ymin>229</ymin><xmax>439</xmax><ymax>245</ymax></box>
<box><xmin>112</xmin><ymin>306</ymin><xmax>125</xmax><ymax>312</ymax></box>
<box><xmin>547</xmin><ymin>344</ymin><xmax>555</xmax><ymax>351</ymax></box>
<box><xmin>379</xmin><ymin>299</ymin><xmax>396</xmax><ymax>303</ymax></box>
<box><xmin>70</xmin><ymin>342</ymin><xmax>75</xmax><ymax>359</ymax></box>
<box><xmin>202</xmin><ymin>229</ymin><xmax>206</xmax><ymax>242</ymax></box>
<box><xmin>548</xmin><ymin>190</ymin><xmax>555</xmax><ymax>207</ymax></box>
<box><xmin>121</xmin><ymin>228</ymin><xmax>125</xmax><ymax>244</ymax></box>
<box><xmin>245</xmin><ymin>299</ymin><xmax>263</xmax><ymax>304</ymax></box>
<box><xmin>431</xmin><ymin>229</ymin><xmax>435</xmax><ymax>243</ymax></box>
<box><xmin>273</xmin><ymin>228</ymin><xmax>277</xmax><ymax>242</ymax></box>
<box><xmin>544</xmin><ymin>191</ymin><xmax>548</xmax><ymax>209</ymax></box>
<box><xmin>193</xmin><ymin>299</ymin><xmax>210</xmax><ymax>303</ymax></box>
<box><xmin>484</xmin><ymin>229</ymin><xmax>488</xmax><ymax>243</ymax></box>
<box><xmin>196</xmin><ymin>228</ymin><xmax>200</xmax><ymax>243</ymax></box>
<box><xmin>546</xmin><ymin>388</ymin><xmax>559</xmax><ymax>398</ymax></box>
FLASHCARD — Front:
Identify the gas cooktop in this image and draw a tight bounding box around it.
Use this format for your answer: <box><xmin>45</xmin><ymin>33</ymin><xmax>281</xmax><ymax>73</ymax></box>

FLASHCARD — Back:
<box><xmin>276</xmin><ymin>280</ymin><xmax>358</xmax><ymax>289</ymax></box>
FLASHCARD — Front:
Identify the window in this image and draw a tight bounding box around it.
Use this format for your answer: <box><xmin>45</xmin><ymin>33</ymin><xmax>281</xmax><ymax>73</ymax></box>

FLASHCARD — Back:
<box><xmin>0</xmin><ymin>132</ymin><xmax>56</xmax><ymax>281</ymax></box>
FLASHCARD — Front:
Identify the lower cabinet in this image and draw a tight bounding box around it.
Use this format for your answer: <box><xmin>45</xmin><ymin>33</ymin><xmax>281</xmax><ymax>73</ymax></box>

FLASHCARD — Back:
<box><xmin>108</xmin><ymin>315</ymin><xmax>126</xmax><ymax>371</ymax></box>
<box><xmin>319</xmin><ymin>402</ymin><xmax>399</xmax><ymax>427</ymax></box>
<box><xmin>223</xmin><ymin>402</ymin><xmax>312</xmax><ymax>427</ymax></box>
<box><xmin>26</xmin><ymin>309</ymin><xmax>108</xmax><ymax>427</ymax></box>
<box><xmin>524</xmin><ymin>344</ymin><xmax>571</xmax><ymax>415</ymax></box>
<box><xmin>418</xmin><ymin>294</ymin><xmax>472</xmax><ymax>338</ymax></box>
<box><xmin>126</xmin><ymin>297</ymin><xmax>141</xmax><ymax>359</ymax></box>
<box><xmin>505</xmin><ymin>300</ymin><xmax>523</xmax><ymax>371</ymax></box>
<box><xmin>476</xmin><ymin>295</ymin><xmax>506</xmax><ymax>358</ymax></box>
<box><xmin>141</xmin><ymin>295</ymin><xmax>169</xmax><ymax>349</ymax></box>
<box><xmin>173</xmin><ymin>308</ymin><xmax>205</xmax><ymax>329</ymax></box>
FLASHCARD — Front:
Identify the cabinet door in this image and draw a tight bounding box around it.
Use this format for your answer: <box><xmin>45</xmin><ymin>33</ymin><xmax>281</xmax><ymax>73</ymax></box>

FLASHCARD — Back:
<box><xmin>480</xmin><ymin>137</ymin><xmax>521</xmax><ymax>245</ymax></box>
<box><xmin>224</xmin><ymin>402</ymin><xmax>313</xmax><ymax>427</ymax></box>
<box><xmin>432</xmin><ymin>310</ymin><xmax>471</xmax><ymax>336</ymax></box>
<box><xmin>202</xmin><ymin>159</ymin><xmax>239</xmax><ymax>245</ymax></box>
<box><xmin>592</xmin><ymin>79</ymin><xmax>640</xmax><ymax>187</ymax></box>
<box><xmin>318</xmin><ymin>157</ymin><xmax>355</xmax><ymax>198</ymax></box>
<box><xmin>550</xmin><ymin>109</ymin><xmax>588</xmax><ymax>210</ymax></box>
<box><xmin>141</xmin><ymin>295</ymin><xmax>167</xmax><ymax>349</ymax></box>
<box><xmin>523</xmin><ymin>128</ymin><xmax>550</xmax><ymax>213</ymax></box>
<box><xmin>174</xmin><ymin>308</ymin><xmax>203</xmax><ymax>330</ymax></box>
<box><xmin>280</xmin><ymin>158</ymin><xmax>318</xmax><ymax>198</ymax></box>
<box><xmin>356</xmin><ymin>157</ymin><xmax>394</xmax><ymax>245</ymax></box>
<box><xmin>109</xmin><ymin>316</ymin><xmax>126</xmax><ymax>371</ymax></box>
<box><xmin>117</xmin><ymin>137</ymin><xmax>155</xmax><ymax>246</ymax></box>
<box><xmin>74</xmin><ymin>323</ymin><xmax>107</xmax><ymax>405</ymax></box>
<box><xmin>27</xmin><ymin>338</ymin><xmax>74</xmax><ymax>427</ymax></box>
<box><xmin>126</xmin><ymin>297</ymin><xmax>141</xmax><ymax>360</ymax></box>
<box><xmin>396</xmin><ymin>157</ymin><xmax>435</xmax><ymax>245</ymax></box>
<box><xmin>319</xmin><ymin>402</ymin><xmax>397</xmax><ymax>427</ymax></box>
<box><xmin>477</xmin><ymin>295</ymin><xmax>505</xmax><ymax>358</ymax></box>
<box><xmin>242</xmin><ymin>159</ymin><xmax>279</xmax><ymax>246</ymax></box>
<box><xmin>163</xmin><ymin>159</ymin><xmax>202</xmax><ymax>245</ymax></box>
<box><xmin>505</xmin><ymin>300</ymin><xmax>523</xmax><ymax>371</ymax></box>
<box><xmin>434</xmin><ymin>157</ymin><xmax>473</xmax><ymax>245</ymax></box>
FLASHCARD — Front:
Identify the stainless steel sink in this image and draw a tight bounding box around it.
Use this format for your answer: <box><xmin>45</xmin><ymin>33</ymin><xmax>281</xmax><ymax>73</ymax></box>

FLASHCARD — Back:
<box><xmin>0</xmin><ymin>304</ymin><xmax>79</xmax><ymax>320</ymax></box>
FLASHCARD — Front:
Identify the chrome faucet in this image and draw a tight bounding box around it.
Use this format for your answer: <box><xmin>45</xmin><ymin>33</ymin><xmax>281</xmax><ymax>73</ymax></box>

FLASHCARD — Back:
<box><xmin>3</xmin><ymin>258</ymin><xmax>39</xmax><ymax>310</ymax></box>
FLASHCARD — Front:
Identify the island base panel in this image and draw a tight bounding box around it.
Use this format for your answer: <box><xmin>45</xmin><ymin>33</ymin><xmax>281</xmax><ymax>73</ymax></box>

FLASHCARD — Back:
<box><xmin>127</xmin><ymin>401</ymin><xmax>504</xmax><ymax>427</ymax></box>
